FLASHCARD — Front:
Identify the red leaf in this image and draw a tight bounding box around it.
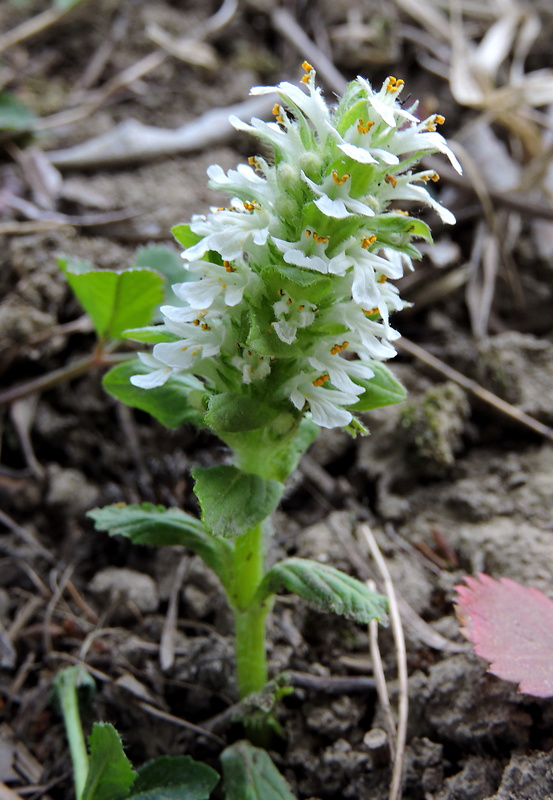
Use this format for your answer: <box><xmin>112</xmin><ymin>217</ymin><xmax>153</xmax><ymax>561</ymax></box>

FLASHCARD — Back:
<box><xmin>455</xmin><ymin>573</ymin><xmax>553</xmax><ymax>698</ymax></box>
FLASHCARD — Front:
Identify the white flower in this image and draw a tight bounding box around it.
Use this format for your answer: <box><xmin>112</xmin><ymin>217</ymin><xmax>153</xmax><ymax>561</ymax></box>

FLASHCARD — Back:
<box><xmin>152</xmin><ymin>317</ymin><xmax>226</xmax><ymax>371</ymax></box>
<box><xmin>301</xmin><ymin>171</ymin><xmax>375</xmax><ymax>219</ymax></box>
<box><xmin>272</xmin><ymin>293</ymin><xmax>317</xmax><ymax>344</ymax></box>
<box><xmin>231</xmin><ymin>349</ymin><xmax>272</xmax><ymax>384</ymax></box>
<box><xmin>286</xmin><ymin>371</ymin><xmax>358</xmax><ymax>428</ymax></box>
<box><xmin>172</xmin><ymin>259</ymin><xmax>253</xmax><ymax>310</ymax></box>
<box><xmin>130</xmin><ymin>352</ymin><xmax>174</xmax><ymax>389</ymax></box>
<box><xmin>184</xmin><ymin>206</ymin><xmax>270</xmax><ymax>262</ymax></box>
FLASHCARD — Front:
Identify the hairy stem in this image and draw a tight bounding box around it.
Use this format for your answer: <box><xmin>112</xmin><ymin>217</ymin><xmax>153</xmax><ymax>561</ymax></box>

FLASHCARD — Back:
<box><xmin>232</xmin><ymin>523</ymin><xmax>269</xmax><ymax>699</ymax></box>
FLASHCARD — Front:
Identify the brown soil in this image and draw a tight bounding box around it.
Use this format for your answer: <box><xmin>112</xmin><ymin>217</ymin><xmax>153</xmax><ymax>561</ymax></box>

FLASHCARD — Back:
<box><xmin>1</xmin><ymin>1</ymin><xmax>553</xmax><ymax>798</ymax></box>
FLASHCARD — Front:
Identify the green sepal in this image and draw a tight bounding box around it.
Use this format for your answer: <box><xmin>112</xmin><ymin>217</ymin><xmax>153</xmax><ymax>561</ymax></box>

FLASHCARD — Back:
<box><xmin>255</xmin><ymin>558</ymin><xmax>388</xmax><ymax>625</ymax></box>
<box><xmin>221</xmin><ymin>741</ymin><xmax>297</xmax><ymax>800</ymax></box>
<box><xmin>350</xmin><ymin>362</ymin><xmax>407</xmax><ymax>411</ymax></box>
<box><xmin>172</xmin><ymin>223</ymin><xmax>203</xmax><ymax>250</ymax></box>
<box><xmin>128</xmin><ymin>755</ymin><xmax>219</xmax><ymax>800</ymax></box>
<box><xmin>102</xmin><ymin>358</ymin><xmax>207</xmax><ymax>429</ymax></box>
<box><xmin>81</xmin><ymin>723</ymin><xmax>135</xmax><ymax>800</ymax></box>
<box><xmin>191</xmin><ymin>465</ymin><xmax>283</xmax><ymax>539</ymax></box>
<box><xmin>205</xmin><ymin>393</ymin><xmax>280</xmax><ymax>433</ymax></box>
<box><xmin>122</xmin><ymin>327</ymin><xmax>180</xmax><ymax>344</ymax></box>
<box><xmin>370</xmin><ymin>213</ymin><xmax>433</xmax><ymax>242</ymax></box>
<box><xmin>58</xmin><ymin>257</ymin><xmax>164</xmax><ymax>341</ymax></box>
<box><xmin>87</xmin><ymin>503</ymin><xmax>233</xmax><ymax>590</ymax></box>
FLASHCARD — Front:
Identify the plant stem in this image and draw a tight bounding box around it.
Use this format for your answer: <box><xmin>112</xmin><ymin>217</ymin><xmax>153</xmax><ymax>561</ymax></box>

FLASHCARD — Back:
<box><xmin>56</xmin><ymin>668</ymin><xmax>89</xmax><ymax>800</ymax></box>
<box><xmin>232</xmin><ymin>523</ymin><xmax>269</xmax><ymax>699</ymax></box>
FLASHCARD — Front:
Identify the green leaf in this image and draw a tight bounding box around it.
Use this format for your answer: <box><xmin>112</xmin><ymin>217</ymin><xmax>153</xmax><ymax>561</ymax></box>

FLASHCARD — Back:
<box><xmin>128</xmin><ymin>755</ymin><xmax>219</xmax><ymax>800</ymax></box>
<box><xmin>0</xmin><ymin>91</ymin><xmax>36</xmax><ymax>132</ymax></box>
<box><xmin>88</xmin><ymin>503</ymin><xmax>233</xmax><ymax>588</ymax></box>
<box><xmin>257</xmin><ymin>558</ymin><xmax>388</xmax><ymax>624</ymax></box>
<box><xmin>221</xmin><ymin>741</ymin><xmax>297</xmax><ymax>800</ymax></box>
<box><xmin>192</xmin><ymin>465</ymin><xmax>283</xmax><ymax>539</ymax></box>
<box><xmin>351</xmin><ymin>362</ymin><xmax>407</xmax><ymax>411</ymax></box>
<box><xmin>172</xmin><ymin>223</ymin><xmax>203</xmax><ymax>251</ymax></box>
<box><xmin>205</xmin><ymin>393</ymin><xmax>280</xmax><ymax>433</ymax></box>
<box><xmin>58</xmin><ymin>257</ymin><xmax>164</xmax><ymax>340</ymax></box>
<box><xmin>82</xmin><ymin>723</ymin><xmax>135</xmax><ymax>800</ymax></box>
<box><xmin>102</xmin><ymin>359</ymin><xmax>206</xmax><ymax>429</ymax></box>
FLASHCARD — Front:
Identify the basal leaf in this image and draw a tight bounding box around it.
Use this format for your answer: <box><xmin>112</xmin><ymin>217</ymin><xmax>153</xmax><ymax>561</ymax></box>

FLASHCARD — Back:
<box><xmin>192</xmin><ymin>465</ymin><xmax>283</xmax><ymax>538</ymax></box>
<box><xmin>455</xmin><ymin>574</ymin><xmax>553</xmax><ymax>698</ymax></box>
<box><xmin>82</xmin><ymin>723</ymin><xmax>135</xmax><ymax>800</ymax></box>
<box><xmin>58</xmin><ymin>257</ymin><xmax>164</xmax><ymax>340</ymax></box>
<box><xmin>221</xmin><ymin>741</ymin><xmax>297</xmax><ymax>800</ymax></box>
<box><xmin>350</xmin><ymin>362</ymin><xmax>407</xmax><ymax>412</ymax></box>
<box><xmin>258</xmin><ymin>558</ymin><xmax>388</xmax><ymax>624</ymax></box>
<box><xmin>128</xmin><ymin>755</ymin><xmax>219</xmax><ymax>800</ymax></box>
<box><xmin>88</xmin><ymin>503</ymin><xmax>233</xmax><ymax>588</ymax></box>
<box><xmin>102</xmin><ymin>359</ymin><xmax>206</xmax><ymax>429</ymax></box>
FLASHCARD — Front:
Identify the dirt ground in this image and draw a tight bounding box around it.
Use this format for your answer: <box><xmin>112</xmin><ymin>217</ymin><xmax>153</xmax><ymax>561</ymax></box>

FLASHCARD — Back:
<box><xmin>1</xmin><ymin>0</ymin><xmax>553</xmax><ymax>798</ymax></box>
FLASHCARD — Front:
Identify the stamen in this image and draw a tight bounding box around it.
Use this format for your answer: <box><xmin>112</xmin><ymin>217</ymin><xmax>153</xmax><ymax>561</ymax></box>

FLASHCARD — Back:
<box><xmin>332</xmin><ymin>170</ymin><xmax>350</xmax><ymax>185</ymax></box>
<box><xmin>357</xmin><ymin>119</ymin><xmax>374</xmax><ymax>134</ymax></box>
<box><xmin>193</xmin><ymin>319</ymin><xmax>200</xmax><ymax>326</ymax></box>
<box><xmin>313</xmin><ymin>373</ymin><xmax>330</xmax><ymax>387</ymax></box>
<box><xmin>301</xmin><ymin>60</ymin><xmax>314</xmax><ymax>82</ymax></box>
<box><xmin>272</xmin><ymin>103</ymin><xmax>280</xmax><ymax>116</ymax></box>
<box><xmin>201</xmin><ymin>323</ymin><xmax>211</xmax><ymax>331</ymax></box>
<box><xmin>243</xmin><ymin>201</ymin><xmax>256</xmax><ymax>212</ymax></box>
<box><xmin>305</xmin><ymin>229</ymin><xmax>312</xmax><ymax>238</ymax></box>
<box><xmin>378</xmin><ymin>275</ymin><xmax>387</xmax><ymax>283</ymax></box>
<box><xmin>385</xmin><ymin>173</ymin><xmax>397</xmax><ymax>188</ymax></box>
<box><xmin>362</xmin><ymin>235</ymin><xmax>377</xmax><ymax>249</ymax></box>
<box><xmin>363</xmin><ymin>308</ymin><xmax>379</xmax><ymax>316</ymax></box>
<box><xmin>223</xmin><ymin>260</ymin><xmax>235</xmax><ymax>272</ymax></box>
<box><xmin>386</xmin><ymin>76</ymin><xmax>404</xmax><ymax>93</ymax></box>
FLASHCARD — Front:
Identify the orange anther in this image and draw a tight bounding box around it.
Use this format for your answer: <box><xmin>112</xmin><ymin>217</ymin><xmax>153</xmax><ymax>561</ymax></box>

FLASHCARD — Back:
<box><xmin>385</xmin><ymin>173</ymin><xmax>397</xmax><ymax>188</ymax></box>
<box><xmin>362</xmin><ymin>235</ymin><xmax>377</xmax><ymax>248</ymax></box>
<box><xmin>357</xmin><ymin>119</ymin><xmax>374</xmax><ymax>134</ymax></box>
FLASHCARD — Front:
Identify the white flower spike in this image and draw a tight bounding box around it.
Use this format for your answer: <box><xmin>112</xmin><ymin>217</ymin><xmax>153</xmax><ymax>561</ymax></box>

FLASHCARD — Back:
<box><xmin>132</xmin><ymin>66</ymin><xmax>460</xmax><ymax>429</ymax></box>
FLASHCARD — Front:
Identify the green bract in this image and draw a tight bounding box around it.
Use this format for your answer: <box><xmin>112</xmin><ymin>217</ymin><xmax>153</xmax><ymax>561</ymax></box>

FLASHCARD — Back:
<box><xmin>125</xmin><ymin>66</ymin><xmax>459</xmax><ymax>431</ymax></box>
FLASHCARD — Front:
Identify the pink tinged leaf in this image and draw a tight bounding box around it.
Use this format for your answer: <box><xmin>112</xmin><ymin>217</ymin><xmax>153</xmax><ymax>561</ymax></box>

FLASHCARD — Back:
<box><xmin>455</xmin><ymin>573</ymin><xmax>553</xmax><ymax>698</ymax></box>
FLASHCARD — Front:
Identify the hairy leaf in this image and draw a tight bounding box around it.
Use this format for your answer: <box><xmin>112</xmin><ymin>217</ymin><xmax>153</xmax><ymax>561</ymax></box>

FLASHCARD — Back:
<box><xmin>88</xmin><ymin>503</ymin><xmax>233</xmax><ymax>589</ymax></box>
<box><xmin>128</xmin><ymin>755</ymin><xmax>219</xmax><ymax>800</ymax></box>
<box><xmin>192</xmin><ymin>466</ymin><xmax>283</xmax><ymax>538</ymax></box>
<box><xmin>257</xmin><ymin>558</ymin><xmax>388</xmax><ymax>624</ymax></box>
<box><xmin>455</xmin><ymin>574</ymin><xmax>553</xmax><ymax>697</ymax></box>
<box><xmin>82</xmin><ymin>723</ymin><xmax>135</xmax><ymax>800</ymax></box>
<box><xmin>221</xmin><ymin>741</ymin><xmax>297</xmax><ymax>800</ymax></box>
<box><xmin>103</xmin><ymin>359</ymin><xmax>206</xmax><ymax>429</ymax></box>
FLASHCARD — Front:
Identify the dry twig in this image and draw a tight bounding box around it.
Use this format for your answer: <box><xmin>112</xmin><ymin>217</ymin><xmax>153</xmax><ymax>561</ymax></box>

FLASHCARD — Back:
<box><xmin>361</xmin><ymin>525</ymin><xmax>408</xmax><ymax>800</ymax></box>
<box><xmin>396</xmin><ymin>336</ymin><xmax>553</xmax><ymax>442</ymax></box>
